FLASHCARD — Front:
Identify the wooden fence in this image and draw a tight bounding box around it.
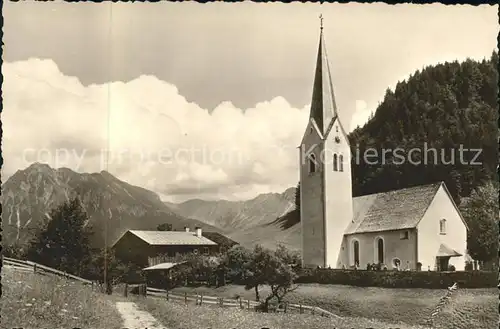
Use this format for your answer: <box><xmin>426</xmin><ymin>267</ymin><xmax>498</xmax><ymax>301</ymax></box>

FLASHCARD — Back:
<box><xmin>3</xmin><ymin>256</ymin><xmax>99</xmax><ymax>288</ymax></box>
<box><xmin>143</xmin><ymin>286</ymin><xmax>338</xmax><ymax>318</ymax></box>
<box><xmin>4</xmin><ymin>256</ymin><xmax>338</xmax><ymax>319</ymax></box>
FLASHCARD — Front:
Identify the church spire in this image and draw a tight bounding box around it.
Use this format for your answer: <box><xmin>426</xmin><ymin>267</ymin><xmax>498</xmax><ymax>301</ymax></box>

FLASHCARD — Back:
<box><xmin>309</xmin><ymin>17</ymin><xmax>338</xmax><ymax>134</ymax></box>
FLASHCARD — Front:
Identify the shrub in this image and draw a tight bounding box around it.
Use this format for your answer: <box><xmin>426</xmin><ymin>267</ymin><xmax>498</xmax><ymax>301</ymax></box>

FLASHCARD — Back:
<box><xmin>296</xmin><ymin>268</ymin><xmax>497</xmax><ymax>288</ymax></box>
<box><xmin>448</xmin><ymin>264</ymin><xmax>456</xmax><ymax>271</ymax></box>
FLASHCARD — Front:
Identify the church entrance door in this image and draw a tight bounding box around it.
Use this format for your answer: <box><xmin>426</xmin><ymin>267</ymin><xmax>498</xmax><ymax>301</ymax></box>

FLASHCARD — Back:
<box><xmin>436</xmin><ymin>256</ymin><xmax>450</xmax><ymax>271</ymax></box>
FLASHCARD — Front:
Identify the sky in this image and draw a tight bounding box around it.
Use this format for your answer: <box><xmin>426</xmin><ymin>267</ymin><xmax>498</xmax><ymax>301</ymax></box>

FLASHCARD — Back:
<box><xmin>2</xmin><ymin>2</ymin><xmax>498</xmax><ymax>202</ymax></box>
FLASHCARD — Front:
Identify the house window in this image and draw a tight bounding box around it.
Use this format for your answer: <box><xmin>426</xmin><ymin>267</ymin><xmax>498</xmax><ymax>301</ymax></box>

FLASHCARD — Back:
<box><xmin>375</xmin><ymin>237</ymin><xmax>384</xmax><ymax>264</ymax></box>
<box><xmin>333</xmin><ymin>154</ymin><xmax>338</xmax><ymax>171</ymax></box>
<box><xmin>336</xmin><ymin>126</ymin><xmax>339</xmax><ymax>133</ymax></box>
<box><xmin>439</xmin><ymin>219</ymin><xmax>447</xmax><ymax>235</ymax></box>
<box><xmin>203</xmin><ymin>247</ymin><xmax>209</xmax><ymax>255</ymax></box>
<box><xmin>309</xmin><ymin>154</ymin><xmax>317</xmax><ymax>173</ymax></box>
<box><xmin>352</xmin><ymin>240</ymin><xmax>360</xmax><ymax>267</ymax></box>
<box><xmin>400</xmin><ymin>231</ymin><xmax>409</xmax><ymax>240</ymax></box>
<box><xmin>339</xmin><ymin>155</ymin><xmax>344</xmax><ymax>172</ymax></box>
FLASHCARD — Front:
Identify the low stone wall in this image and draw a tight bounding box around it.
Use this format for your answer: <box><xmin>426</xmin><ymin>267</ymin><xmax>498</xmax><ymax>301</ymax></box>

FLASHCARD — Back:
<box><xmin>296</xmin><ymin>268</ymin><xmax>497</xmax><ymax>288</ymax></box>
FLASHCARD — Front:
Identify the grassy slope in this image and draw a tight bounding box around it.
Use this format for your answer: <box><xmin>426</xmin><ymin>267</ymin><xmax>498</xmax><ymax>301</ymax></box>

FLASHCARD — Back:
<box><xmin>136</xmin><ymin>296</ymin><xmax>425</xmax><ymax>329</ymax></box>
<box><xmin>168</xmin><ymin>284</ymin><xmax>497</xmax><ymax>329</ymax></box>
<box><xmin>229</xmin><ymin>221</ymin><xmax>301</xmax><ymax>251</ymax></box>
<box><xmin>1</xmin><ymin>267</ymin><xmax>125</xmax><ymax>329</ymax></box>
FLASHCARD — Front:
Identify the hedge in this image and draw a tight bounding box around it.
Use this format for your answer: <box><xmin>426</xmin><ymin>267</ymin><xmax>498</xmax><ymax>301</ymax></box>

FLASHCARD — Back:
<box><xmin>296</xmin><ymin>268</ymin><xmax>498</xmax><ymax>288</ymax></box>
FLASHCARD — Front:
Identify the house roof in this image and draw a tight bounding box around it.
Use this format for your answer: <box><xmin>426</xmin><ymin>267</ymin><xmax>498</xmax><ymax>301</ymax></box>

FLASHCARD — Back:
<box><xmin>142</xmin><ymin>262</ymin><xmax>187</xmax><ymax>271</ymax></box>
<box><xmin>201</xmin><ymin>232</ymin><xmax>239</xmax><ymax>248</ymax></box>
<box><xmin>128</xmin><ymin>230</ymin><xmax>218</xmax><ymax>246</ymax></box>
<box><xmin>436</xmin><ymin>243</ymin><xmax>462</xmax><ymax>257</ymax></box>
<box><xmin>345</xmin><ymin>182</ymin><xmax>442</xmax><ymax>234</ymax></box>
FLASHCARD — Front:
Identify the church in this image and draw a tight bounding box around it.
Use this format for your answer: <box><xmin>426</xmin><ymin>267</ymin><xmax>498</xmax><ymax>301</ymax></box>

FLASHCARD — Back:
<box><xmin>299</xmin><ymin>23</ymin><xmax>469</xmax><ymax>272</ymax></box>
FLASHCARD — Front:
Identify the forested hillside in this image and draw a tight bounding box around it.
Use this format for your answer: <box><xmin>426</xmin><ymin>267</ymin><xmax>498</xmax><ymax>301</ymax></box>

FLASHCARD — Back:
<box><xmin>349</xmin><ymin>52</ymin><xmax>498</xmax><ymax>202</ymax></box>
<box><xmin>274</xmin><ymin>53</ymin><xmax>498</xmax><ymax>234</ymax></box>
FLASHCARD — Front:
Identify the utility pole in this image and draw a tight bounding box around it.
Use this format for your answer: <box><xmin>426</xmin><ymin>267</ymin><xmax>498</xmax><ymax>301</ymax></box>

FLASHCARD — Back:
<box><xmin>103</xmin><ymin>3</ymin><xmax>113</xmax><ymax>295</ymax></box>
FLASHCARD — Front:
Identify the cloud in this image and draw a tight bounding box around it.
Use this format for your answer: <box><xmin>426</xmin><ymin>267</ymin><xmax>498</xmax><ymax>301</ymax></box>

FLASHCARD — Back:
<box><xmin>2</xmin><ymin>58</ymin><xmax>310</xmax><ymax>202</ymax></box>
<box><xmin>350</xmin><ymin>100</ymin><xmax>372</xmax><ymax>131</ymax></box>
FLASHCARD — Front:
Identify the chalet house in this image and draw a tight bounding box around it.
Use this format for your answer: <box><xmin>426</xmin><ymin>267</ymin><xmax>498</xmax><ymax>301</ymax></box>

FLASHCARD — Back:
<box><xmin>112</xmin><ymin>227</ymin><xmax>235</xmax><ymax>268</ymax></box>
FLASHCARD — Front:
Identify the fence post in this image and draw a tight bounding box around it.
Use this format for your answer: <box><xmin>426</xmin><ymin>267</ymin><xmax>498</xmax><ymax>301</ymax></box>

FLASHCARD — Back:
<box><xmin>311</xmin><ymin>307</ymin><xmax>315</xmax><ymax>316</ymax></box>
<box><xmin>200</xmin><ymin>294</ymin><xmax>203</xmax><ymax>305</ymax></box>
<box><xmin>166</xmin><ymin>290</ymin><xmax>169</xmax><ymax>301</ymax></box>
<box><xmin>299</xmin><ymin>304</ymin><xmax>303</xmax><ymax>314</ymax></box>
<box><xmin>220</xmin><ymin>297</ymin><xmax>224</xmax><ymax>307</ymax></box>
<box><xmin>284</xmin><ymin>302</ymin><xmax>288</xmax><ymax>313</ymax></box>
<box><xmin>184</xmin><ymin>292</ymin><xmax>188</xmax><ymax>304</ymax></box>
<box><xmin>247</xmin><ymin>299</ymin><xmax>251</xmax><ymax>309</ymax></box>
<box><xmin>124</xmin><ymin>283</ymin><xmax>128</xmax><ymax>297</ymax></box>
<box><xmin>33</xmin><ymin>264</ymin><xmax>37</xmax><ymax>273</ymax></box>
<box><xmin>239</xmin><ymin>297</ymin><xmax>243</xmax><ymax>309</ymax></box>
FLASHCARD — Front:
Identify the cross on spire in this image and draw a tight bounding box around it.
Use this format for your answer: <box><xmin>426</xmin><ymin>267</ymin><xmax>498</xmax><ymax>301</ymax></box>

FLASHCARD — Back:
<box><xmin>309</xmin><ymin>14</ymin><xmax>339</xmax><ymax>134</ymax></box>
<box><xmin>319</xmin><ymin>14</ymin><xmax>323</xmax><ymax>30</ymax></box>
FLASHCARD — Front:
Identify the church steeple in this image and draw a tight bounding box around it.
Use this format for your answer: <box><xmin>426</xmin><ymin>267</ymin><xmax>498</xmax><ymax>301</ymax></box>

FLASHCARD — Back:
<box><xmin>300</xmin><ymin>17</ymin><xmax>353</xmax><ymax>269</ymax></box>
<box><xmin>309</xmin><ymin>18</ymin><xmax>339</xmax><ymax>135</ymax></box>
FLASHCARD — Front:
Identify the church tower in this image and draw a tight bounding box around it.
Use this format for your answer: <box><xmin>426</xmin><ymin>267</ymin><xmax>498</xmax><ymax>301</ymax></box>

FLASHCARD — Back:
<box><xmin>299</xmin><ymin>20</ymin><xmax>353</xmax><ymax>269</ymax></box>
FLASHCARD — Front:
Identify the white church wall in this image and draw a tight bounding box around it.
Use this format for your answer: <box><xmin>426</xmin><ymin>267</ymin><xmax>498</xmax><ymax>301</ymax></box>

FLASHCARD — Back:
<box><xmin>416</xmin><ymin>184</ymin><xmax>468</xmax><ymax>271</ymax></box>
<box><xmin>300</xmin><ymin>120</ymin><xmax>326</xmax><ymax>268</ymax></box>
<box><xmin>344</xmin><ymin>229</ymin><xmax>417</xmax><ymax>270</ymax></box>
<box><xmin>323</xmin><ymin>120</ymin><xmax>353</xmax><ymax>268</ymax></box>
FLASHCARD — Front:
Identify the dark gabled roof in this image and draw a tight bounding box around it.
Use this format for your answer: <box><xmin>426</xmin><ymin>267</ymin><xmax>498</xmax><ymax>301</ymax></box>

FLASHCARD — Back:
<box><xmin>202</xmin><ymin>232</ymin><xmax>239</xmax><ymax>248</ymax></box>
<box><xmin>345</xmin><ymin>182</ymin><xmax>442</xmax><ymax>235</ymax></box>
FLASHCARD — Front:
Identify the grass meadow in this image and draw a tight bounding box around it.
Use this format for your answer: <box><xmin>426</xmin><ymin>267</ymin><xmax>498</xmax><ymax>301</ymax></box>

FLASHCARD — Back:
<box><xmin>0</xmin><ymin>267</ymin><xmax>125</xmax><ymax>329</ymax></box>
<box><xmin>2</xmin><ymin>265</ymin><xmax>495</xmax><ymax>329</ymax></box>
<box><xmin>166</xmin><ymin>284</ymin><xmax>497</xmax><ymax>329</ymax></box>
<box><xmin>135</xmin><ymin>295</ymin><xmax>427</xmax><ymax>329</ymax></box>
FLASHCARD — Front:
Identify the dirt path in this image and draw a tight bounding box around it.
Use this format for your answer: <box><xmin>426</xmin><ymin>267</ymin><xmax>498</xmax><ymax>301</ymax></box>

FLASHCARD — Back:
<box><xmin>116</xmin><ymin>301</ymin><xmax>166</xmax><ymax>329</ymax></box>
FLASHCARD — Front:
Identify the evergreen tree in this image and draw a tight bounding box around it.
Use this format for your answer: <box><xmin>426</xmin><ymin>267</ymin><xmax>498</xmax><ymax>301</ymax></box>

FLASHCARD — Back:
<box><xmin>27</xmin><ymin>197</ymin><xmax>93</xmax><ymax>276</ymax></box>
<box><xmin>157</xmin><ymin>223</ymin><xmax>173</xmax><ymax>231</ymax></box>
<box><xmin>349</xmin><ymin>52</ymin><xmax>498</xmax><ymax>200</ymax></box>
<box><xmin>459</xmin><ymin>181</ymin><xmax>499</xmax><ymax>269</ymax></box>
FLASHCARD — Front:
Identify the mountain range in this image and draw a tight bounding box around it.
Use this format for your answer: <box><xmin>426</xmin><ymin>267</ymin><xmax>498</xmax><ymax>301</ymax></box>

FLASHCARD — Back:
<box><xmin>1</xmin><ymin>163</ymin><xmax>227</xmax><ymax>249</ymax></box>
<box><xmin>165</xmin><ymin>187</ymin><xmax>300</xmax><ymax>250</ymax></box>
<box><xmin>164</xmin><ymin>187</ymin><xmax>295</xmax><ymax>232</ymax></box>
<box><xmin>1</xmin><ymin>163</ymin><xmax>298</xmax><ymax>251</ymax></box>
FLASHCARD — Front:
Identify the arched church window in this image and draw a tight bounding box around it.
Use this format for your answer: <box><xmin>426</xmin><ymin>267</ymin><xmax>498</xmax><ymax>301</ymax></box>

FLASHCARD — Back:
<box><xmin>439</xmin><ymin>219</ymin><xmax>446</xmax><ymax>235</ymax></box>
<box><xmin>352</xmin><ymin>240</ymin><xmax>360</xmax><ymax>267</ymax></box>
<box><xmin>309</xmin><ymin>154</ymin><xmax>316</xmax><ymax>174</ymax></box>
<box><xmin>375</xmin><ymin>237</ymin><xmax>384</xmax><ymax>264</ymax></box>
<box><xmin>339</xmin><ymin>155</ymin><xmax>344</xmax><ymax>172</ymax></box>
<box><xmin>333</xmin><ymin>154</ymin><xmax>338</xmax><ymax>171</ymax></box>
